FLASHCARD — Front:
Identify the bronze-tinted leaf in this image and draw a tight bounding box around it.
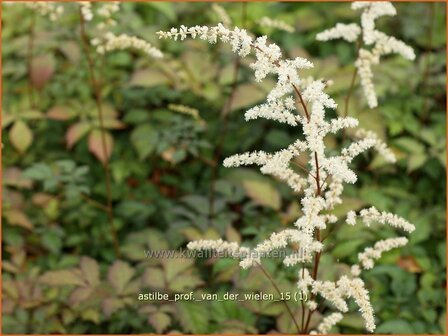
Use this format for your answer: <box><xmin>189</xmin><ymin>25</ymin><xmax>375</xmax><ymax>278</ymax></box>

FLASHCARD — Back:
<box><xmin>3</xmin><ymin>167</ymin><xmax>32</xmax><ymax>189</ymax></box>
<box><xmin>163</xmin><ymin>257</ymin><xmax>194</xmax><ymax>283</ymax></box>
<box><xmin>69</xmin><ymin>287</ymin><xmax>94</xmax><ymax>305</ymax></box>
<box><xmin>148</xmin><ymin>312</ymin><xmax>171</xmax><ymax>333</ymax></box>
<box><xmin>80</xmin><ymin>257</ymin><xmax>100</xmax><ymax>287</ymax></box>
<box><xmin>4</xmin><ymin>209</ymin><xmax>33</xmax><ymax>229</ymax></box>
<box><xmin>107</xmin><ymin>260</ymin><xmax>135</xmax><ymax>294</ymax></box>
<box><xmin>30</xmin><ymin>54</ymin><xmax>55</xmax><ymax>89</ymax></box>
<box><xmin>10</xmin><ymin>120</ymin><xmax>33</xmax><ymax>153</ymax></box>
<box><xmin>102</xmin><ymin>297</ymin><xmax>125</xmax><ymax>317</ymax></box>
<box><xmin>231</xmin><ymin>84</ymin><xmax>266</xmax><ymax>111</ymax></box>
<box><xmin>47</xmin><ymin>106</ymin><xmax>77</xmax><ymax>121</ymax></box>
<box><xmin>397</xmin><ymin>256</ymin><xmax>422</xmax><ymax>273</ymax></box>
<box><xmin>242</xmin><ymin>179</ymin><xmax>281</xmax><ymax>210</ymax></box>
<box><xmin>129</xmin><ymin>68</ymin><xmax>170</xmax><ymax>88</ymax></box>
<box><xmin>142</xmin><ymin>267</ymin><xmax>165</xmax><ymax>289</ymax></box>
<box><xmin>88</xmin><ymin>130</ymin><xmax>113</xmax><ymax>164</ymax></box>
<box><xmin>66</xmin><ymin>122</ymin><xmax>90</xmax><ymax>149</ymax></box>
<box><xmin>39</xmin><ymin>269</ymin><xmax>84</xmax><ymax>287</ymax></box>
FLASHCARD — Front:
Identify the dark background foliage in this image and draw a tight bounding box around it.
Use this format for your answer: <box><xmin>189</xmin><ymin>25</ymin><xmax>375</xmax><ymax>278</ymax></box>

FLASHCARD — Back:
<box><xmin>2</xmin><ymin>2</ymin><xmax>446</xmax><ymax>334</ymax></box>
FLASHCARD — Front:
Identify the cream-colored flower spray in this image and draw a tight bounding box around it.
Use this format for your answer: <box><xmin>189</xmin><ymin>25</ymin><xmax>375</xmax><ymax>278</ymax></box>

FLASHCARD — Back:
<box><xmin>158</xmin><ymin>2</ymin><xmax>415</xmax><ymax>334</ymax></box>
<box><xmin>317</xmin><ymin>2</ymin><xmax>415</xmax><ymax>109</ymax></box>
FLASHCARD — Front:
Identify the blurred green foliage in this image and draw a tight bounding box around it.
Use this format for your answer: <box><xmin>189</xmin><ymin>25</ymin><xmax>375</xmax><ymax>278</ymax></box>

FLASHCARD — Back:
<box><xmin>2</xmin><ymin>2</ymin><xmax>446</xmax><ymax>334</ymax></box>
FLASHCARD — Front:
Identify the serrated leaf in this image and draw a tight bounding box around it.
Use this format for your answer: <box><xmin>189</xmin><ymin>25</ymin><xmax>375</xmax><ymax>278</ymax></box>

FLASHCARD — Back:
<box><xmin>148</xmin><ymin>312</ymin><xmax>171</xmax><ymax>333</ymax></box>
<box><xmin>39</xmin><ymin>269</ymin><xmax>84</xmax><ymax>286</ymax></box>
<box><xmin>169</xmin><ymin>274</ymin><xmax>203</xmax><ymax>292</ymax></box>
<box><xmin>242</xmin><ymin>180</ymin><xmax>281</xmax><ymax>210</ymax></box>
<box><xmin>176</xmin><ymin>301</ymin><xmax>210</xmax><ymax>333</ymax></box>
<box><xmin>10</xmin><ymin>120</ymin><xmax>33</xmax><ymax>153</ymax></box>
<box><xmin>129</xmin><ymin>68</ymin><xmax>169</xmax><ymax>88</ymax></box>
<box><xmin>107</xmin><ymin>260</ymin><xmax>135</xmax><ymax>294</ymax></box>
<box><xmin>142</xmin><ymin>267</ymin><xmax>165</xmax><ymax>289</ymax></box>
<box><xmin>130</xmin><ymin>124</ymin><xmax>158</xmax><ymax>160</ymax></box>
<box><xmin>69</xmin><ymin>287</ymin><xmax>94</xmax><ymax>305</ymax></box>
<box><xmin>66</xmin><ymin>122</ymin><xmax>90</xmax><ymax>149</ymax></box>
<box><xmin>47</xmin><ymin>106</ymin><xmax>76</xmax><ymax>121</ymax></box>
<box><xmin>102</xmin><ymin>297</ymin><xmax>125</xmax><ymax>317</ymax></box>
<box><xmin>79</xmin><ymin>257</ymin><xmax>100</xmax><ymax>287</ymax></box>
<box><xmin>231</xmin><ymin>84</ymin><xmax>266</xmax><ymax>111</ymax></box>
<box><xmin>4</xmin><ymin>209</ymin><xmax>33</xmax><ymax>229</ymax></box>
<box><xmin>163</xmin><ymin>257</ymin><xmax>194</xmax><ymax>283</ymax></box>
<box><xmin>376</xmin><ymin>319</ymin><xmax>414</xmax><ymax>333</ymax></box>
<box><xmin>88</xmin><ymin>130</ymin><xmax>113</xmax><ymax>164</ymax></box>
<box><xmin>31</xmin><ymin>54</ymin><xmax>55</xmax><ymax>89</ymax></box>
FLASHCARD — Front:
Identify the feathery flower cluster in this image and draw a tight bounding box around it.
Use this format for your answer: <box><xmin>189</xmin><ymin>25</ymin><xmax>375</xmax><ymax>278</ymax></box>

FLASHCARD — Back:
<box><xmin>159</xmin><ymin>23</ymin><xmax>414</xmax><ymax>333</ymax></box>
<box><xmin>244</xmin><ymin>97</ymin><xmax>298</xmax><ymax>125</ymax></box>
<box><xmin>78</xmin><ymin>1</ymin><xmax>93</xmax><ymax>21</ymax></box>
<box><xmin>347</xmin><ymin>206</ymin><xmax>415</xmax><ymax>233</ymax></box>
<box><xmin>92</xmin><ymin>32</ymin><xmax>163</xmax><ymax>58</ymax></box>
<box><xmin>5</xmin><ymin>1</ymin><xmax>64</xmax><ymax>21</ymax></box>
<box><xmin>316</xmin><ymin>23</ymin><xmax>361</xmax><ymax>43</ymax></box>
<box><xmin>311</xmin><ymin>312</ymin><xmax>344</xmax><ymax>334</ymax></box>
<box><xmin>96</xmin><ymin>2</ymin><xmax>120</xmax><ymax>29</ymax></box>
<box><xmin>312</xmin><ymin>280</ymin><xmax>349</xmax><ymax>312</ymax></box>
<box><xmin>338</xmin><ymin>276</ymin><xmax>376</xmax><ymax>332</ymax></box>
<box><xmin>355</xmin><ymin>128</ymin><xmax>396</xmax><ymax>163</ymax></box>
<box><xmin>357</xmin><ymin>237</ymin><xmax>408</xmax><ymax>270</ymax></box>
<box><xmin>187</xmin><ymin>239</ymin><xmax>249</xmax><ymax>258</ymax></box>
<box><xmin>211</xmin><ymin>4</ymin><xmax>232</xmax><ymax>27</ymax></box>
<box><xmin>317</xmin><ymin>2</ymin><xmax>415</xmax><ymax>108</ymax></box>
<box><xmin>258</xmin><ymin>17</ymin><xmax>295</xmax><ymax>33</ymax></box>
<box><xmin>168</xmin><ymin>104</ymin><xmax>201</xmax><ymax>120</ymax></box>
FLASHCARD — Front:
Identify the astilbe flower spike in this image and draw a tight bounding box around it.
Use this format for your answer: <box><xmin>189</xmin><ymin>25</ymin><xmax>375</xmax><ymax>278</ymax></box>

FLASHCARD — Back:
<box><xmin>157</xmin><ymin>19</ymin><xmax>415</xmax><ymax>333</ymax></box>
<box><xmin>316</xmin><ymin>2</ymin><xmax>415</xmax><ymax>108</ymax></box>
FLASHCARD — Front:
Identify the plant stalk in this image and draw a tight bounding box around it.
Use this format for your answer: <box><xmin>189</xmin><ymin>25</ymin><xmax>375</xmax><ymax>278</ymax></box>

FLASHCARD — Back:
<box><xmin>27</xmin><ymin>11</ymin><xmax>36</xmax><ymax>108</ymax></box>
<box><xmin>256</xmin><ymin>261</ymin><xmax>301</xmax><ymax>334</ymax></box>
<box><xmin>78</xmin><ymin>9</ymin><xmax>120</xmax><ymax>257</ymax></box>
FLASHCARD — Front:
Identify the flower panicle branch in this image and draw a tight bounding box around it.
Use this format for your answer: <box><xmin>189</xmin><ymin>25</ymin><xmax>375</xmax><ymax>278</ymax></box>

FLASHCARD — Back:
<box><xmin>157</xmin><ymin>2</ymin><xmax>415</xmax><ymax>333</ymax></box>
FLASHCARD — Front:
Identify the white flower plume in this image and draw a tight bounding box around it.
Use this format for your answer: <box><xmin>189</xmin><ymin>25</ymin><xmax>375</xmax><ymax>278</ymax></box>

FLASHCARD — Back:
<box><xmin>160</xmin><ymin>23</ymin><xmax>415</xmax><ymax>333</ymax></box>
<box><xmin>316</xmin><ymin>2</ymin><xmax>415</xmax><ymax>108</ymax></box>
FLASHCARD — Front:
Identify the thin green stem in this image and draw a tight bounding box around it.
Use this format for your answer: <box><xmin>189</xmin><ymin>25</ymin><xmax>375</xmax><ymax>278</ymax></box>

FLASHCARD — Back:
<box><xmin>27</xmin><ymin>11</ymin><xmax>36</xmax><ymax>108</ymax></box>
<box><xmin>78</xmin><ymin>9</ymin><xmax>120</xmax><ymax>258</ymax></box>
<box><xmin>256</xmin><ymin>261</ymin><xmax>301</xmax><ymax>334</ymax></box>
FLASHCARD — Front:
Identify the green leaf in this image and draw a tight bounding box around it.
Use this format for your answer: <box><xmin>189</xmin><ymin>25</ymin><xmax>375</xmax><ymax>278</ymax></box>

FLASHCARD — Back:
<box><xmin>176</xmin><ymin>301</ymin><xmax>210</xmax><ymax>333</ymax></box>
<box><xmin>147</xmin><ymin>3</ymin><xmax>176</xmax><ymax>21</ymax></box>
<box><xmin>79</xmin><ymin>257</ymin><xmax>100</xmax><ymax>287</ymax></box>
<box><xmin>107</xmin><ymin>260</ymin><xmax>135</xmax><ymax>294</ymax></box>
<box><xmin>10</xmin><ymin>120</ymin><xmax>33</xmax><ymax>153</ymax></box>
<box><xmin>439</xmin><ymin>311</ymin><xmax>446</xmax><ymax>333</ymax></box>
<box><xmin>394</xmin><ymin>137</ymin><xmax>425</xmax><ymax>154</ymax></box>
<box><xmin>163</xmin><ymin>257</ymin><xmax>194</xmax><ymax>283</ymax></box>
<box><xmin>39</xmin><ymin>269</ymin><xmax>84</xmax><ymax>286</ymax></box>
<box><xmin>407</xmin><ymin>153</ymin><xmax>427</xmax><ymax>172</ymax></box>
<box><xmin>131</xmin><ymin>124</ymin><xmax>158</xmax><ymax>160</ymax></box>
<box><xmin>129</xmin><ymin>68</ymin><xmax>169</xmax><ymax>88</ymax></box>
<box><xmin>231</xmin><ymin>84</ymin><xmax>266</xmax><ymax>111</ymax></box>
<box><xmin>242</xmin><ymin>180</ymin><xmax>281</xmax><ymax>210</ymax></box>
<box><xmin>339</xmin><ymin>313</ymin><xmax>365</xmax><ymax>329</ymax></box>
<box><xmin>332</xmin><ymin>239</ymin><xmax>365</xmax><ymax>259</ymax></box>
<box><xmin>148</xmin><ymin>312</ymin><xmax>171</xmax><ymax>333</ymax></box>
<box><xmin>376</xmin><ymin>319</ymin><xmax>414</xmax><ymax>333</ymax></box>
<box><xmin>142</xmin><ymin>267</ymin><xmax>166</xmax><ymax>289</ymax></box>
